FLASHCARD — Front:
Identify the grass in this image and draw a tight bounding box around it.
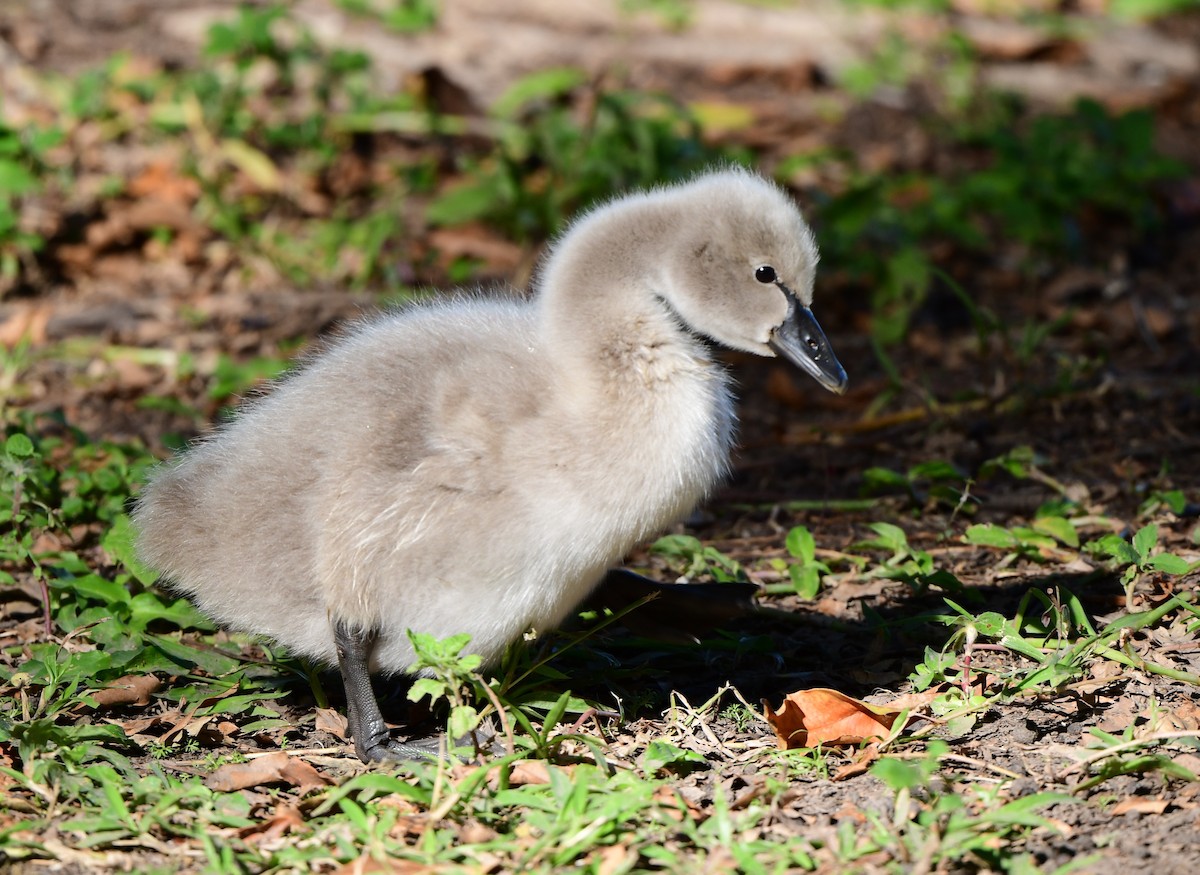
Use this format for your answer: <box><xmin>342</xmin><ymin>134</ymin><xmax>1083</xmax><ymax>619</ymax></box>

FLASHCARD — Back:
<box><xmin>3</xmin><ymin>408</ymin><xmax>1197</xmax><ymax>870</ymax></box>
<box><xmin>2</xmin><ymin>0</ymin><xmax>1199</xmax><ymax>871</ymax></box>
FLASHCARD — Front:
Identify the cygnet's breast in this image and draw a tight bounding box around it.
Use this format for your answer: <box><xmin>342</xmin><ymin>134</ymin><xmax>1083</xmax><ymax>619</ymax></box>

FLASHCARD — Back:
<box><xmin>534</xmin><ymin>335</ymin><xmax>736</xmax><ymax>549</ymax></box>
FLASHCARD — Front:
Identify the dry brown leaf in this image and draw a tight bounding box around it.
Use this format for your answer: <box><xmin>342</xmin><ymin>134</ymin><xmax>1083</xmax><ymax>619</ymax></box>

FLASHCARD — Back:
<box><xmin>763</xmin><ymin>688</ymin><xmax>907</xmax><ymax>750</ymax></box>
<box><xmin>459</xmin><ymin>822</ymin><xmax>499</xmax><ymax>844</ymax></box>
<box><xmin>596</xmin><ymin>843</ymin><xmax>636</xmax><ymax>875</ymax></box>
<box><xmin>236</xmin><ymin>803</ymin><xmax>305</xmax><ymax>843</ymax></box>
<box><xmin>205</xmin><ymin>752</ymin><xmax>332</xmax><ymax>794</ymax></box>
<box><xmin>884</xmin><ymin>688</ymin><xmax>942</xmax><ymax>713</ymax></box>
<box><xmin>1111</xmin><ymin>798</ymin><xmax>1170</xmax><ymax>816</ymax></box>
<box><xmin>0</xmin><ymin>302</ymin><xmax>53</xmax><ymax>347</ymax></box>
<box><xmin>832</xmin><ymin>745</ymin><xmax>883</xmax><ymax>781</ymax></box>
<box><xmin>507</xmin><ymin>760</ymin><xmax>553</xmax><ymax>786</ymax></box>
<box><xmin>89</xmin><ymin>674</ymin><xmax>161</xmax><ymax>709</ymax></box>
<box><xmin>0</xmin><ymin>745</ymin><xmax>16</xmax><ymax>790</ymax></box>
<box><xmin>315</xmin><ymin>707</ymin><xmax>349</xmax><ymax>740</ymax></box>
<box><xmin>127</xmin><ymin>159</ymin><xmax>201</xmax><ymax>205</ymax></box>
<box><xmin>651</xmin><ymin>786</ymin><xmax>689</xmax><ymax>822</ymax></box>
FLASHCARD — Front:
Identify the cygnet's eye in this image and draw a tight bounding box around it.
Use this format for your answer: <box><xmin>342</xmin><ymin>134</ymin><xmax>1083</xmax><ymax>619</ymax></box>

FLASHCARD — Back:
<box><xmin>755</xmin><ymin>265</ymin><xmax>777</xmax><ymax>284</ymax></box>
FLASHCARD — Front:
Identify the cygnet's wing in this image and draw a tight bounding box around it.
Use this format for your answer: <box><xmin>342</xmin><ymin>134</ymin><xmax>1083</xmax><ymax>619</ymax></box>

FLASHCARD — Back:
<box><xmin>134</xmin><ymin>296</ymin><xmax>543</xmax><ymax>662</ymax></box>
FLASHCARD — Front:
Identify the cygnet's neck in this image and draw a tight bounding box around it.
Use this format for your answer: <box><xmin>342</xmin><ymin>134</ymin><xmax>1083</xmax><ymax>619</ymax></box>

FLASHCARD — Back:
<box><xmin>536</xmin><ymin>193</ymin><xmax>711</xmax><ymax>398</ymax></box>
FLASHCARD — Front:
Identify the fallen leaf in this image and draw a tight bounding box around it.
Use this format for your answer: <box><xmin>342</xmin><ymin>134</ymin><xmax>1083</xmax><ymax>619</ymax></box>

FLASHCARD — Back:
<box><xmin>127</xmin><ymin>159</ymin><xmax>201</xmax><ymax>204</ymax></box>
<box><xmin>459</xmin><ymin>822</ymin><xmax>498</xmax><ymax>844</ymax></box>
<box><xmin>652</xmin><ymin>784</ymin><xmax>692</xmax><ymax>822</ymax></box>
<box><xmin>832</xmin><ymin>745</ymin><xmax>883</xmax><ymax>781</ymax></box>
<box><xmin>884</xmin><ymin>689</ymin><xmax>942</xmax><ymax>713</ymax></box>
<box><xmin>763</xmin><ymin>688</ymin><xmax>907</xmax><ymax>749</ymax></box>
<box><xmin>205</xmin><ymin>752</ymin><xmax>332</xmax><ymax>794</ymax></box>
<box><xmin>89</xmin><ymin>674</ymin><xmax>161</xmax><ymax>709</ymax></box>
<box><xmin>507</xmin><ymin>760</ymin><xmax>552</xmax><ymax>786</ymax></box>
<box><xmin>0</xmin><ymin>302</ymin><xmax>53</xmax><ymax>347</ymax></box>
<box><xmin>427</xmin><ymin>225</ymin><xmax>523</xmax><ymax>275</ymax></box>
<box><xmin>237</xmin><ymin>803</ymin><xmax>305</xmax><ymax>842</ymax></box>
<box><xmin>315</xmin><ymin>707</ymin><xmax>349</xmax><ymax>740</ymax></box>
<box><xmin>596</xmin><ymin>843</ymin><xmax>636</xmax><ymax>875</ymax></box>
<box><xmin>1111</xmin><ymin>798</ymin><xmax>1169</xmax><ymax>816</ymax></box>
<box><xmin>0</xmin><ymin>745</ymin><xmax>15</xmax><ymax>790</ymax></box>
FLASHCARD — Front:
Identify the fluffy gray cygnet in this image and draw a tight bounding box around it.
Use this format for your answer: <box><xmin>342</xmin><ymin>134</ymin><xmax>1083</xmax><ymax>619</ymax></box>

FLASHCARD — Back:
<box><xmin>133</xmin><ymin>167</ymin><xmax>848</xmax><ymax>761</ymax></box>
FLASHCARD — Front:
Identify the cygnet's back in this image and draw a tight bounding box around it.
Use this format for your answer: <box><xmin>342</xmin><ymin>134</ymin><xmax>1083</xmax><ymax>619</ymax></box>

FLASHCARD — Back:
<box><xmin>134</xmin><ymin>168</ymin><xmax>847</xmax><ymax>758</ymax></box>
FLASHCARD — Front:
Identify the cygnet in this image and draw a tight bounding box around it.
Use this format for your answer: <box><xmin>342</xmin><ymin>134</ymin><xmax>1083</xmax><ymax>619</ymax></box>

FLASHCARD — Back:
<box><xmin>133</xmin><ymin>167</ymin><xmax>848</xmax><ymax>761</ymax></box>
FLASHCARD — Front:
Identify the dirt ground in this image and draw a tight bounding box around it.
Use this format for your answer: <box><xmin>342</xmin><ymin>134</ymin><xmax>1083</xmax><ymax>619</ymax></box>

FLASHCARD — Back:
<box><xmin>2</xmin><ymin>1</ymin><xmax>1200</xmax><ymax>872</ymax></box>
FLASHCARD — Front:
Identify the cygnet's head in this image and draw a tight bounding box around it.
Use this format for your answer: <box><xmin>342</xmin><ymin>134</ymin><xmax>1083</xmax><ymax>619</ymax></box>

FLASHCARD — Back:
<box><xmin>661</xmin><ymin>168</ymin><xmax>848</xmax><ymax>394</ymax></box>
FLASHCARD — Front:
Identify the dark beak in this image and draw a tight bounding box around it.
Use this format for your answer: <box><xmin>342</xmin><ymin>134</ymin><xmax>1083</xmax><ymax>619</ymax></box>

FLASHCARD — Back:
<box><xmin>769</xmin><ymin>285</ymin><xmax>849</xmax><ymax>395</ymax></box>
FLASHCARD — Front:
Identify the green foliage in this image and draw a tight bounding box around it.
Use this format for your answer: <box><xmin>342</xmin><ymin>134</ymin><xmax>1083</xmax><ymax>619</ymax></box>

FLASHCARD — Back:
<box><xmin>781</xmin><ymin>525</ymin><xmax>830</xmax><ymax>599</ymax></box>
<box><xmin>812</xmin><ymin>99</ymin><xmax>1184</xmax><ymax>348</ymax></box>
<box><xmin>855</xmin><ymin>522</ymin><xmax>961</xmax><ymax>592</ymax></box>
<box><xmin>962</xmin><ymin>516</ymin><xmax>1078</xmax><ymax>562</ymax></box>
<box><xmin>428</xmin><ymin>69</ymin><xmax>735</xmax><ymax>239</ymax></box>
<box><xmin>0</xmin><ymin>117</ymin><xmax>63</xmax><ymax>287</ymax></box>
<box><xmin>862</xmin><ymin>459</ymin><xmax>971</xmax><ymax>510</ymax></box>
<box><xmin>642</xmin><ymin>739</ymin><xmax>707</xmax><ymax>775</ymax></box>
<box><xmin>407</xmin><ymin>630</ymin><xmax>484</xmax><ymax>742</ymax></box>
<box><xmin>4</xmin><ymin>2</ymin><xmax>1199</xmax><ymax>867</ymax></box>
<box><xmin>867</xmin><ymin>742</ymin><xmax>1074</xmax><ymax>871</ymax></box>
<box><xmin>1111</xmin><ymin>0</ymin><xmax>1200</xmax><ymax>19</ymax></box>
<box><xmin>935</xmin><ymin>591</ymin><xmax>1200</xmax><ymax>696</ymax></box>
<box><xmin>651</xmin><ymin>533</ymin><xmax>745</xmax><ymax>582</ymax></box>
<box><xmin>618</xmin><ymin>0</ymin><xmax>695</xmax><ymax>29</ymax></box>
<box><xmin>208</xmin><ymin>353</ymin><xmax>291</xmax><ymax>402</ymax></box>
<box><xmin>334</xmin><ymin>0</ymin><xmax>440</xmax><ymax>33</ymax></box>
<box><xmin>1071</xmin><ymin>705</ymin><xmax>1200</xmax><ymax>793</ymax></box>
<box><xmin>45</xmin><ymin>9</ymin><xmax>400</xmax><ymax>290</ymax></box>
<box><xmin>0</xmin><ymin>419</ymin><xmax>259</xmax><ymax>794</ymax></box>
<box><xmin>1138</xmin><ymin>488</ymin><xmax>1190</xmax><ymax>518</ymax></box>
<box><xmin>1087</xmin><ymin>522</ymin><xmax>1194</xmax><ymax>610</ymax></box>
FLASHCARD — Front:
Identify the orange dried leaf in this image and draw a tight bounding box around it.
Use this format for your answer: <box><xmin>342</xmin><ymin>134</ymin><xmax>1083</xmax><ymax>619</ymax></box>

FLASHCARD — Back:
<box><xmin>236</xmin><ymin>803</ymin><xmax>305</xmax><ymax>842</ymax></box>
<box><xmin>90</xmin><ymin>674</ymin><xmax>161</xmax><ymax>709</ymax></box>
<box><xmin>205</xmin><ymin>752</ymin><xmax>332</xmax><ymax>794</ymax></box>
<box><xmin>508</xmin><ymin>760</ymin><xmax>552</xmax><ymax>787</ymax></box>
<box><xmin>1111</xmin><ymin>798</ymin><xmax>1169</xmax><ymax>816</ymax></box>
<box><xmin>763</xmin><ymin>688</ymin><xmax>906</xmax><ymax>749</ymax></box>
<box><xmin>832</xmin><ymin>745</ymin><xmax>883</xmax><ymax>781</ymax></box>
<box><xmin>315</xmin><ymin>707</ymin><xmax>349</xmax><ymax>740</ymax></box>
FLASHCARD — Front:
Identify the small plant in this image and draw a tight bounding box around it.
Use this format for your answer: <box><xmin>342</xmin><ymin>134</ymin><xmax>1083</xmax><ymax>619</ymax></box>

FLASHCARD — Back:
<box><xmin>642</xmin><ymin>739</ymin><xmax>707</xmax><ymax>776</ymax></box>
<box><xmin>407</xmin><ymin>630</ymin><xmax>486</xmax><ymax>745</ymax></box>
<box><xmin>867</xmin><ymin>742</ymin><xmax>1074</xmax><ymax>871</ymax></box>
<box><xmin>1062</xmin><ymin>699</ymin><xmax>1200</xmax><ymax>793</ymax></box>
<box><xmin>780</xmin><ymin>525</ymin><xmax>830</xmax><ymax>599</ymax></box>
<box><xmin>962</xmin><ymin>516</ymin><xmax>1078</xmax><ymax>564</ymax></box>
<box><xmin>651</xmin><ymin>534</ymin><xmax>744</xmax><ymax>582</ymax></box>
<box><xmin>1137</xmin><ymin>488</ymin><xmax>1192</xmax><ymax>519</ymax></box>
<box><xmin>856</xmin><ymin>522</ymin><xmax>960</xmax><ymax>592</ymax></box>
<box><xmin>1085</xmin><ymin>523</ymin><xmax>1193</xmax><ymax>611</ymax></box>
<box><xmin>862</xmin><ymin>459</ymin><xmax>971</xmax><ymax>511</ymax></box>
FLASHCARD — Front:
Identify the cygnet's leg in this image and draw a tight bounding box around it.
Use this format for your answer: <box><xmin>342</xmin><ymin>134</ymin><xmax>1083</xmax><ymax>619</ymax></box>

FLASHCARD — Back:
<box><xmin>333</xmin><ymin>621</ymin><xmax>437</xmax><ymax>762</ymax></box>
